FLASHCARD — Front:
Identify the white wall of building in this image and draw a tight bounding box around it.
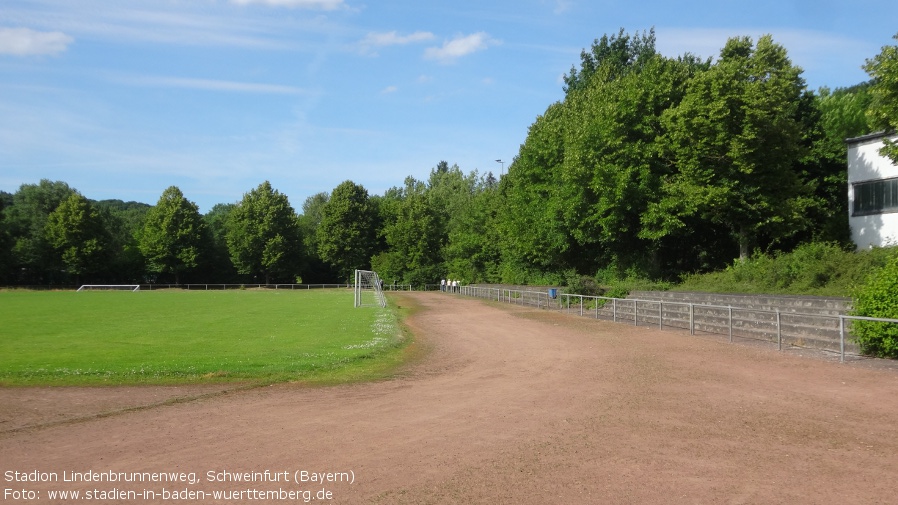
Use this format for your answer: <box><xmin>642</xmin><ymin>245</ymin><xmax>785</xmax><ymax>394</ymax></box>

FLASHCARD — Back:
<box><xmin>847</xmin><ymin>133</ymin><xmax>898</xmax><ymax>249</ymax></box>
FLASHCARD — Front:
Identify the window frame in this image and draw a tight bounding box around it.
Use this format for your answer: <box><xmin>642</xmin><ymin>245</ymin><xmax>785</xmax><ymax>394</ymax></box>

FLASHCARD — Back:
<box><xmin>852</xmin><ymin>176</ymin><xmax>898</xmax><ymax>216</ymax></box>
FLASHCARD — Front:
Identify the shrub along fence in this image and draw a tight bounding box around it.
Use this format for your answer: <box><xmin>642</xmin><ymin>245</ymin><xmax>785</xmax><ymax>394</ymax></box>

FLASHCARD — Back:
<box><xmin>456</xmin><ymin>286</ymin><xmax>898</xmax><ymax>363</ymax></box>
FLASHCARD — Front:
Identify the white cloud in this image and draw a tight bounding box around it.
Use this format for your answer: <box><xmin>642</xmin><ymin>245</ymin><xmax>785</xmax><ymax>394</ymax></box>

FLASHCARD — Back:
<box><xmin>424</xmin><ymin>32</ymin><xmax>497</xmax><ymax>63</ymax></box>
<box><xmin>230</xmin><ymin>0</ymin><xmax>345</xmax><ymax>9</ymax></box>
<box><xmin>381</xmin><ymin>85</ymin><xmax>398</xmax><ymax>94</ymax></box>
<box><xmin>552</xmin><ymin>0</ymin><xmax>573</xmax><ymax>14</ymax></box>
<box><xmin>363</xmin><ymin>30</ymin><xmax>434</xmax><ymax>47</ymax></box>
<box><xmin>1</xmin><ymin>1</ymin><xmax>344</xmax><ymax>50</ymax></box>
<box><xmin>358</xmin><ymin>30</ymin><xmax>435</xmax><ymax>55</ymax></box>
<box><xmin>0</xmin><ymin>27</ymin><xmax>73</xmax><ymax>56</ymax></box>
<box><xmin>116</xmin><ymin>74</ymin><xmax>310</xmax><ymax>95</ymax></box>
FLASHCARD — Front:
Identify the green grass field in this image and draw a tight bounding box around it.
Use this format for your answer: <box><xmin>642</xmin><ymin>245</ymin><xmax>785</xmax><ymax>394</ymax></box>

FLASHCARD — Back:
<box><xmin>0</xmin><ymin>289</ymin><xmax>407</xmax><ymax>386</ymax></box>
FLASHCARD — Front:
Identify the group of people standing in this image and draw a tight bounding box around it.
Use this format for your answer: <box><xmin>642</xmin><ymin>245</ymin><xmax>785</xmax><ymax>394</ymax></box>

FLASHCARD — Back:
<box><xmin>440</xmin><ymin>278</ymin><xmax>459</xmax><ymax>292</ymax></box>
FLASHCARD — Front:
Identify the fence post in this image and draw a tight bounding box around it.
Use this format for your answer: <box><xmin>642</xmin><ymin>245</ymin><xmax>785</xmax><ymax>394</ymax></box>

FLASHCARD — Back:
<box><xmin>634</xmin><ymin>300</ymin><xmax>638</xmax><ymax>326</ymax></box>
<box><xmin>659</xmin><ymin>301</ymin><xmax>663</xmax><ymax>330</ymax></box>
<box><xmin>613</xmin><ymin>299</ymin><xmax>617</xmax><ymax>322</ymax></box>
<box><xmin>579</xmin><ymin>296</ymin><xmax>583</xmax><ymax>316</ymax></box>
<box><xmin>839</xmin><ymin>316</ymin><xmax>845</xmax><ymax>363</ymax></box>
<box><xmin>689</xmin><ymin>304</ymin><xmax>694</xmax><ymax>335</ymax></box>
<box><xmin>728</xmin><ymin>307</ymin><xmax>733</xmax><ymax>343</ymax></box>
<box><xmin>777</xmin><ymin>310</ymin><xmax>782</xmax><ymax>351</ymax></box>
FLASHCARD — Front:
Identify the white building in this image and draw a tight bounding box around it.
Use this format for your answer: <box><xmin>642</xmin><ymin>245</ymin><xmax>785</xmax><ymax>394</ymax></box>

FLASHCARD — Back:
<box><xmin>847</xmin><ymin>131</ymin><xmax>898</xmax><ymax>249</ymax></box>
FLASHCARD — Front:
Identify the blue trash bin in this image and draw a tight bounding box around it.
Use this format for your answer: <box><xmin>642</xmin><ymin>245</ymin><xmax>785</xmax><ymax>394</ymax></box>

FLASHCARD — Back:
<box><xmin>548</xmin><ymin>288</ymin><xmax>557</xmax><ymax>299</ymax></box>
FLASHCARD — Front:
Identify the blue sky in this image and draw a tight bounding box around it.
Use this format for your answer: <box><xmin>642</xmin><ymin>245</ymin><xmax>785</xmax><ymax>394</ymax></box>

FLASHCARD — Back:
<box><xmin>2</xmin><ymin>0</ymin><xmax>895</xmax><ymax>213</ymax></box>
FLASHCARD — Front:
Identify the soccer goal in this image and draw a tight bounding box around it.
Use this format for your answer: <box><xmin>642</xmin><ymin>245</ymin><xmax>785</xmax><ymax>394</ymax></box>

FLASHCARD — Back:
<box><xmin>354</xmin><ymin>270</ymin><xmax>386</xmax><ymax>308</ymax></box>
<box><xmin>77</xmin><ymin>284</ymin><xmax>141</xmax><ymax>292</ymax></box>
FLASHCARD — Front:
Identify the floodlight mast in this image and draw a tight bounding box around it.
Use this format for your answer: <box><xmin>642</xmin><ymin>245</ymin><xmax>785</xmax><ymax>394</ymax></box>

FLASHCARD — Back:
<box><xmin>495</xmin><ymin>159</ymin><xmax>504</xmax><ymax>176</ymax></box>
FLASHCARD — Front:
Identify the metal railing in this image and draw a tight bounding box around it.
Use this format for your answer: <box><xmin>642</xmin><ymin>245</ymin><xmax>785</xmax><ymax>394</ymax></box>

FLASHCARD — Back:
<box><xmin>459</xmin><ymin>285</ymin><xmax>553</xmax><ymax>308</ymax></box>
<box><xmin>384</xmin><ymin>284</ymin><xmax>414</xmax><ymax>291</ymax></box>
<box><xmin>454</xmin><ymin>286</ymin><xmax>898</xmax><ymax>363</ymax></box>
<box><xmin>141</xmin><ymin>283</ymin><xmax>352</xmax><ymax>290</ymax></box>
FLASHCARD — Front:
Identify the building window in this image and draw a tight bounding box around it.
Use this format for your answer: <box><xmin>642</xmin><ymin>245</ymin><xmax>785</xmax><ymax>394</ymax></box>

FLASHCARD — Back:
<box><xmin>853</xmin><ymin>177</ymin><xmax>898</xmax><ymax>216</ymax></box>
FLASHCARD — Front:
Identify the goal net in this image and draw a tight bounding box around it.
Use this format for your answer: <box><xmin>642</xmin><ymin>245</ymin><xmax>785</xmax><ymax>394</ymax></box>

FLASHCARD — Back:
<box><xmin>354</xmin><ymin>270</ymin><xmax>386</xmax><ymax>308</ymax></box>
<box><xmin>77</xmin><ymin>285</ymin><xmax>140</xmax><ymax>292</ymax></box>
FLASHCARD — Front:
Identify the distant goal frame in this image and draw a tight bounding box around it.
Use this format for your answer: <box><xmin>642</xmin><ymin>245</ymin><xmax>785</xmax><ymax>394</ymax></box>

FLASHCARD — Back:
<box><xmin>354</xmin><ymin>270</ymin><xmax>386</xmax><ymax>308</ymax></box>
<box><xmin>77</xmin><ymin>284</ymin><xmax>141</xmax><ymax>292</ymax></box>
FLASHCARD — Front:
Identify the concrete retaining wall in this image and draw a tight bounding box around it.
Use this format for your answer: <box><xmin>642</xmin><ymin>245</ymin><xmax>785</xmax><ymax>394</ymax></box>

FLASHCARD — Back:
<box><xmin>624</xmin><ymin>291</ymin><xmax>854</xmax><ymax>353</ymax></box>
<box><xmin>467</xmin><ymin>286</ymin><xmax>858</xmax><ymax>354</ymax></box>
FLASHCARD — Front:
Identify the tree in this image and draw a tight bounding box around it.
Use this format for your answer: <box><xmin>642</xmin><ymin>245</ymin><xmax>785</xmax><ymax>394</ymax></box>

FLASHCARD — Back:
<box><xmin>298</xmin><ymin>192</ymin><xmax>330</xmax><ymax>250</ymax></box>
<box><xmin>503</xmin><ymin>30</ymin><xmax>710</xmax><ymax>280</ymax></box>
<box><xmin>94</xmin><ymin>199</ymin><xmax>152</xmax><ymax>283</ymax></box>
<box><xmin>816</xmin><ymin>84</ymin><xmax>873</xmax><ymax>143</ymax></box>
<box><xmin>296</xmin><ymin>192</ymin><xmax>338</xmax><ymax>282</ymax></box>
<box><xmin>226</xmin><ymin>181</ymin><xmax>303</xmax><ymax>284</ymax></box>
<box><xmin>864</xmin><ymin>33</ymin><xmax>898</xmax><ymax>163</ymax></box>
<box><xmin>202</xmin><ymin>203</ymin><xmax>239</xmax><ymax>283</ymax></box>
<box><xmin>562</xmin><ymin>51</ymin><xmax>707</xmax><ymax>277</ymax></box>
<box><xmin>0</xmin><ymin>191</ymin><xmax>12</xmax><ymax>283</ymax></box>
<box><xmin>790</xmin><ymin>84</ymin><xmax>874</xmax><ymax>247</ymax></box>
<box><xmin>45</xmin><ymin>192</ymin><xmax>110</xmax><ymax>284</ymax></box>
<box><xmin>139</xmin><ymin>186</ymin><xmax>205</xmax><ymax>284</ymax></box>
<box><xmin>4</xmin><ymin>180</ymin><xmax>76</xmax><ymax>283</ymax></box>
<box><xmin>498</xmin><ymin>102</ymin><xmax>570</xmax><ymax>281</ymax></box>
<box><xmin>376</xmin><ymin>177</ymin><xmax>443</xmax><ymax>286</ymax></box>
<box><xmin>316</xmin><ymin>181</ymin><xmax>377</xmax><ymax>282</ymax></box>
<box><xmin>645</xmin><ymin>35</ymin><xmax>813</xmax><ymax>261</ymax></box>
<box><xmin>563</xmin><ymin>28</ymin><xmax>658</xmax><ymax>94</ymax></box>
<box><xmin>444</xmin><ymin>174</ymin><xmax>502</xmax><ymax>283</ymax></box>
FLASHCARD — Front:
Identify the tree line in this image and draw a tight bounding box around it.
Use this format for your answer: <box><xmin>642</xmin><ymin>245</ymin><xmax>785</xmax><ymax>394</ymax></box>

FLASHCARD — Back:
<box><xmin>1</xmin><ymin>30</ymin><xmax>896</xmax><ymax>288</ymax></box>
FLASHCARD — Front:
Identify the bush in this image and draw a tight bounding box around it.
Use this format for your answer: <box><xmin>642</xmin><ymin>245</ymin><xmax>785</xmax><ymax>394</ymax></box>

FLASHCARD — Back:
<box><xmin>677</xmin><ymin>242</ymin><xmax>895</xmax><ymax>297</ymax></box>
<box><xmin>851</xmin><ymin>255</ymin><xmax>898</xmax><ymax>358</ymax></box>
<box><xmin>564</xmin><ymin>270</ymin><xmax>602</xmax><ymax>296</ymax></box>
<box><xmin>593</xmin><ymin>266</ymin><xmax>672</xmax><ymax>298</ymax></box>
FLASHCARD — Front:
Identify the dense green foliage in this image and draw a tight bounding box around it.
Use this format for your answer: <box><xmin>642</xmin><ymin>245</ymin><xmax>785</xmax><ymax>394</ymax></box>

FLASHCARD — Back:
<box><xmin>649</xmin><ymin>36</ymin><xmax>812</xmax><ymax>260</ymax></box>
<box><xmin>1</xmin><ymin>29</ymin><xmax>896</xmax><ymax>301</ymax></box>
<box><xmin>864</xmin><ymin>33</ymin><xmax>898</xmax><ymax>162</ymax></box>
<box><xmin>202</xmin><ymin>203</ymin><xmax>240</xmax><ymax>283</ymax></box>
<box><xmin>0</xmin><ymin>289</ymin><xmax>404</xmax><ymax>385</ymax></box>
<box><xmin>139</xmin><ymin>186</ymin><xmax>206</xmax><ymax>284</ymax></box>
<box><xmin>4</xmin><ymin>180</ymin><xmax>77</xmax><ymax>284</ymax></box>
<box><xmin>316</xmin><ymin>181</ymin><xmax>379</xmax><ymax>282</ymax></box>
<box><xmin>850</xmin><ymin>254</ymin><xmax>898</xmax><ymax>357</ymax></box>
<box><xmin>45</xmin><ymin>192</ymin><xmax>111</xmax><ymax>283</ymax></box>
<box><xmin>226</xmin><ymin>181</ymin><xmax>304</xmax><ymax>284</ymax></box>
<box><xmin>676</xmin><ymin>243</ymin><xmax>896</xmax><ymax>296</ymax></box>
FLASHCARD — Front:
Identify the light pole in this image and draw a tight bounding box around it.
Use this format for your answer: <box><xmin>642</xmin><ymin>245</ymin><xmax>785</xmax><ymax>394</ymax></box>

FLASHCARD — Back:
<box><xmin>495</xmin><ymin>159</ymin><xmax>504</xmax><ymax>176</ymax></box>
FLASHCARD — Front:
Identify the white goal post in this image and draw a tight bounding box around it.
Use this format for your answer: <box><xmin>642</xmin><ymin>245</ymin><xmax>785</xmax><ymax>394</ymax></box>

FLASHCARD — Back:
<box><xmin>354</xmin><ymin>270</ymin><xmax>386</xmax><ymax>308</ymax></box>
<box><xmin>77</xmin><ymin>285</ymin><xmax>140</xmax><ymax>292</ymax></box>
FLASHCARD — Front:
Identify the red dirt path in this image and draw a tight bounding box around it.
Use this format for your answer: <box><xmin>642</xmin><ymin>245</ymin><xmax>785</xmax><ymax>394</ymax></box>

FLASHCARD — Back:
<box><xmin>2</xmin><ymin>291</ymin><xmax>897</xmax><ymax>504</ymax></box>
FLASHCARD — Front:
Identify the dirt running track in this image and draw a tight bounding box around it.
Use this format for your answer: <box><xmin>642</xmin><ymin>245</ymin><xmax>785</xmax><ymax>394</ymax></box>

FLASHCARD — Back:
<box><xmin>2</xmin><ymin>292</ymin><xmax>898</xmax><ymax>504</ymax></box>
